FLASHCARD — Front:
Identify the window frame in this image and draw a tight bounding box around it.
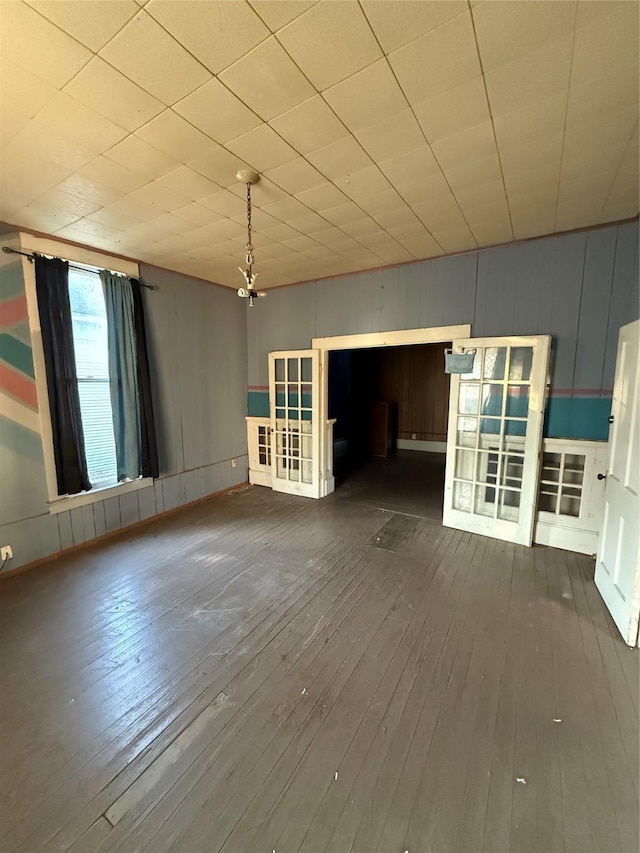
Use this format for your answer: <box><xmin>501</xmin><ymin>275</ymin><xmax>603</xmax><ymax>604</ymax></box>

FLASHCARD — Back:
<box><xmin>20</xmin><ymin>233</ymin><xmax>154</xmax><ymax>514</ymax></box>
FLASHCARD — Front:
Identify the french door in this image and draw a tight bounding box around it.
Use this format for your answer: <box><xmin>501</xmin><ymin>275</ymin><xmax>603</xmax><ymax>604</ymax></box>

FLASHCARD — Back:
<box><xmin>443</xmin><ymin>335</ymin><xmax>551</xmax><ymax>546</ymax></box>
<box><xmin>269</xmin><ymin>350</ymin><xmax>321</xmax><ymax>498</ymax></box>
<box><xmin>595</xmin><ymin>319</ymin><xmax>640</xmax><ymax>646</ymax></box>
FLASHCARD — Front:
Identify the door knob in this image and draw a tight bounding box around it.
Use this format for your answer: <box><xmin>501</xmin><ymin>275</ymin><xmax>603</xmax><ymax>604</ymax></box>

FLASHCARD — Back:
<box><xmin>608</xmin><ymin>415</ymin><xmax>615</xmax><ymax>424</ymax></box>
<box><xmin>597</xmin><ymin>473</ymin><xmax>607</xmax><ymax>480</ymax></box>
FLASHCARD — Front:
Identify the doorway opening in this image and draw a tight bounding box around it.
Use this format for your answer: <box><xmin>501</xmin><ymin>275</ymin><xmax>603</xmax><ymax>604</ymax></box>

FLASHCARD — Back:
<box><xmin>327</xmin><ymin>342</ymin><xmax>452</xmax><ymax>521</ymax></box>
<box><xmin>262</xmin><ymin>326</ymin><xmax>549</xmax><ymax>546</ymax></box>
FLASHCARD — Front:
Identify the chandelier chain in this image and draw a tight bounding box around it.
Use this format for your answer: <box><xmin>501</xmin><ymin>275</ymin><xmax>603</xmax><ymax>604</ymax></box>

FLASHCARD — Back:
<box><xmin>246</xmin><ymin>181</ymin><xmax>253</xmax><ymax>269</ymax></box>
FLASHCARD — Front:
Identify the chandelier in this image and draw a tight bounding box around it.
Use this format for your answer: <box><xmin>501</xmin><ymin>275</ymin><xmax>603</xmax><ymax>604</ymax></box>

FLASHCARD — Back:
<box><xmin>236</xmin><ymin>169</ymin><xmax>266</xmax><ymax>307</ymax></box>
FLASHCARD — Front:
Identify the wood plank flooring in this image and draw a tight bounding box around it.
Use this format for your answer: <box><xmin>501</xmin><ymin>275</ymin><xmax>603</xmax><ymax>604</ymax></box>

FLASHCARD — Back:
<box><xmin>0</xmin><ymin>479</ymin><xmax>637</xmax><ymax>853</ymax></box>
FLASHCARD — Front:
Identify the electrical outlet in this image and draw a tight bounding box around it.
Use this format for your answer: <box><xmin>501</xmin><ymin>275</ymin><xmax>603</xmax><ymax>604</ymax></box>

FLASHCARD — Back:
<box><xmin>231</xmin><ymin>458</ymin><xmax>237</xmax><ymax>468</ymax></box>
<box><xmin>1</xmin><ymin>545</ymin><xmax>13</xmax><ymax>561</ymax></box>
<box><xmin>411</xmin><ymin>433</ymin><xmax>417</xmax><ymax>440</ymax></box>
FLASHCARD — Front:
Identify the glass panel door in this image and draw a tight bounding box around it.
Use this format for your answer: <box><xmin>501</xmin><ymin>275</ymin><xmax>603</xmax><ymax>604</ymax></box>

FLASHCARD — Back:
<box><xmin>269</xmin><ymin>349</ymin><xmax>320</xmax><ymax>498</ymax></box>
<box><xmin>443</xmin><ymin>335</ymin><xmax>550</xmax><ymax>545</ymax></box>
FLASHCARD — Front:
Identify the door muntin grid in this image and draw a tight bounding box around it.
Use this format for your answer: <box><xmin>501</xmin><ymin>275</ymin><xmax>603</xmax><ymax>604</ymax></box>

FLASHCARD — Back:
<box><xmin>538</xmin><ymin>451</ymin><xmax>585</xmax><ymax>517</ymax></box>
<box><xmin>451</xmin><ymin>345</ymin><xmax>533</xmax><ymax>522</ymax></box>
<box><xmin>273</xmin><ymin>355</ymin><xmax>313</xmax><ymax>484</ymax></box>
<box><xmin>257</xmin><ymin>425</ymin><xmax>271</xmax><ymax>467</ymax></box>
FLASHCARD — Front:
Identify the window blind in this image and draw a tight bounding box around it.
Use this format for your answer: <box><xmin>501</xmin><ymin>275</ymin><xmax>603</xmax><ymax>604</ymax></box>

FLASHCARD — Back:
<box><xmin>68</xmin><ymin>269</ymin><xmax>118</xmax><ymax>488</ymax></box>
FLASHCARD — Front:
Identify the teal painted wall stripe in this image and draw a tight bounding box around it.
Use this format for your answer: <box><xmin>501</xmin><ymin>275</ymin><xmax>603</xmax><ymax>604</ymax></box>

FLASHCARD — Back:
<box><xmin>544</xmin><ymin>396</ymin><xmax>611</xmax><ymax>441</ymax></box>
<box><xmin>248</xmin><ymin>389</ymin><xmax>612</xmax><ymax>442</ymax></box>
<box><xmin>248</xmin><ymin>390</ymin><xmax>269</xmax><ymax>417</ymax></box>
<box><xmin>0</xmin><ymin>333</ymin><xmax>34</xmax><ymax>378</ymax></box>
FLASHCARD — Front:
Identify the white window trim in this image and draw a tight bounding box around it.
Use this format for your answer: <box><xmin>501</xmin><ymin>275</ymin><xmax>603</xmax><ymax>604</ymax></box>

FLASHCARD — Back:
<box><xmin>48</xmin><ymin>477</ymin><xmax>154</xmax><ymax>514</ymax></box>
<box><xmin>19</xmin><ymin>232</ymin><xmax>153</xmax><ymax>514</ymax></box>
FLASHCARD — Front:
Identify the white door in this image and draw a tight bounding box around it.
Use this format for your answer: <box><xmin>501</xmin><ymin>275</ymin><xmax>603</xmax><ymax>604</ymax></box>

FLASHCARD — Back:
<box><xmin>443</xmin><ymin>335</ymin><xmax>551</xmax><ymax>546</ymax></box>
<box><xmin>269</xmin><ymin>350</ymin><xmax>321</xmax><ymax>499</ymax></box>
<box><xmin>595</xmin><ymin>319</ymin><xmax>640</xmax><ymax>646</ymax></box>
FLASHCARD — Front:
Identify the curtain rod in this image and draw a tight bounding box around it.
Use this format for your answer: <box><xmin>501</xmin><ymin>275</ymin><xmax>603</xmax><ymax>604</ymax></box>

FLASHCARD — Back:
<box><xmin>1</xmin><ymin>246</ymin><xmax>154</xmax><ymax>290</ymax></box>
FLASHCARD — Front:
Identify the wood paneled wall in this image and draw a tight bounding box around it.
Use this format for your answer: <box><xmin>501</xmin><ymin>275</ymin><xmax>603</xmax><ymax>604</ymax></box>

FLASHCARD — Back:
<box><xmin>375</xmin><ymin>344</ymin><xmax>450</xmax><ymax>442</ymax></box>
<box><xmin>250</xmin><ymin>222</ymin><xmax>638</xmax><ymax>393</ymax></box>
<box><xmin>247</xmin><ymin>222</ymin><xmax>639</xmax><ymax>443</ymax></box>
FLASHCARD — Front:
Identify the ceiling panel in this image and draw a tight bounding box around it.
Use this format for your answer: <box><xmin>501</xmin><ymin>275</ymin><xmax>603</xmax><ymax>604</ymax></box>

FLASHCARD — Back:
<box><xmin>4</xmin><ymin>120</ymin><xmax>97</xmax><ymax>173</ymax></box>
<box><xmin>26</xmin><ymin>0</ymin><xmax>139</xmax><ymax>52</ymax></box>
<box><xmin>472</xmin><ymin>0</ymin><xmax>577</xmax><ymax>71</ymax></box>
<box><xmin>1</xmin><ymin>60</ymin><xmax>60</xmax><ymax>123</ymax></box>
<box><xmin>0</xmin><ymin>0</ymin><xmax>636</xmax><ymax>290</ymax></box>
<box><xmin>389</xmin><ymin>11</ymin><xmax>481</xmax><ymax>104</ymax></box>
<box><xmin>136</xmin><ymin>110</ymin><xmax>215</xmax><ymax>162</ymax></box>
<box><xmin>414</xmin><ymin>76</ymin><xmax>490</xmax><ymax>144</ymax></box>
<box><xmin>63</xmin><ymin>57</ymin><xmax>165</xmax><ymax>133</ymax></box>
<box><xmin>379</xmin><ymin>146</ymin><xmax>441</xmax><ymax>187</ymax></box>
<box><xmin>355</xmin><ymin>110</ymin><xmax>426</xmax><ymax>163</ymax></box>
<box><xmin>323</xmin><ymin>60</ymin><xmax>407</xmax><ymax>132</ymax></box>
<box><xmin>104</xmin><ymin>135</ymin><xmax>180</xmax><ymax>178</ymax></box>
<box><xmin>431</xmin><ymin>121</ymin><xmax>497</xmax><ymax>171</ymax></box>
<box><xmin>294</xmin><ymin>182</ymin><xmax>350</xmax><ymax>213</ymax></box>
<box><xmin>264</xmin><ymin>158</ymin><xmax>325</xmax><ymax>194</ymax></box>
<box><xmin>157</xmin><ymin>168</ymin><xmax>221</xmax><ymax>203</ymax></box>
<box><xmin>78</xmin><ymin>157</ymin><xmax>149</xmax><ymax>195</ymax></box>
<box><xmin>225</xmin><ymin>123</ymin><xmax>298</xmax><ymax>173</ymax></box>
<box><xmin>269</xmin><ymin>96</ymin><xmax>349</xmax><ymax>155</ymax></box>
<box><xmin>219</xmin><ymin>36</ymin><xmax>314</xmax><ymax>121</ymax></box>
<box><xmin>276</xmin><ymin>1</ymin><xmax>381</xmax><ymax>90</ymax></box>
<box><xmin>570</xmin><ymin>1</ymin><xmax>639</xmax><ymax>89</ymax></box>
<box><xmin>483</xmin><ymin>33</ymin><xmax>573</xmax><ymax>118</ymax></box>
<box><xmin>189</xmin><ymin>145</ymin><xmax>250</xmax><ymax>186</ymax></box>
<box><xmin>362</xmin><ymin>0</ymin><xmax>468</xmax><ymax>54</ymax></box>
<box><xmin>248</xmin><ymin>1</ymin><xmax>317</xmax><ymax>32</ymax></box>
<box><xmin>146</xmin><ymin>0</ymin><xmax>270</xmax><ymax>74</ymax></box>
<box><xmin>0</xmin><ymin>1</ymin><xmax>92</xmax><ymax>88</ymax></box>
<box><xmin>493</xmin><ymin>94</ymin><xmax>567</xmax><ymax>152</ymax></box>
<box><xmin>99</xmin><ymin>10</ymin><xmax>211</xmax><ymax>104</ymax></box>
<box><xmin>566</xmin><ymin>69</ymin><xmax>639</xmax><ymax>129</ymax></box>
<box><xmin>173</xmin><ymin>78</ymin><xmax>262</xmax><ymax>145</ymax></box>
<box><xmin>306</xmin><ymin>137</ymin><xmax>375</xmax><ymax>181</ymax></box>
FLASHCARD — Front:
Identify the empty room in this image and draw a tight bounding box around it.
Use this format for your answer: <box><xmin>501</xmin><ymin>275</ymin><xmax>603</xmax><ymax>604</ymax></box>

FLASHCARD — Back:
<box><xmin>0</xmin><ymin>1</ymin><xmax>638</xmax><ymax>851</ymax></box>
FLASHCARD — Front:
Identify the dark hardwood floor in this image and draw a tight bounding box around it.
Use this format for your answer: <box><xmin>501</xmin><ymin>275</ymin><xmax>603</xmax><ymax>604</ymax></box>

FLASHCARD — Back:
<box><xmin>0</xmin><ymin>468</ymin><xmax>637</xmax><ymax>853</ymax></box>
<box><xmin>335</xmin><ymin>449</ymin><xmax>446</xmax><ymax>521</ymax></box>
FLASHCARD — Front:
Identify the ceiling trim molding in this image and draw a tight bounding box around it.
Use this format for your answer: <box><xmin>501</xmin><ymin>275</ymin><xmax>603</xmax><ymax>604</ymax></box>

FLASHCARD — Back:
<box><xmin>3</xmin><ymin>214</ymin><xmax>637</xmax><ymax>294</ymax></box>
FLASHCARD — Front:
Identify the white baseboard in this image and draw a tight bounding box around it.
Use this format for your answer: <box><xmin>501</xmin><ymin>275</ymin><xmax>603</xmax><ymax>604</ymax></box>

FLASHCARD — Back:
<box><xmin>397</xmin><ymin>439</ymin><xmax>447</xmax><ymax>454</ymax></box>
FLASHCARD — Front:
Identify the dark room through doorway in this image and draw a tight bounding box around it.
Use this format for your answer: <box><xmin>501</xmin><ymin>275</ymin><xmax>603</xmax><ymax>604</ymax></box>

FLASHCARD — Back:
<box><xmin>328</xmin><ymin>342</ymin><xmax>451</xmax><ymax>521</ymax></box>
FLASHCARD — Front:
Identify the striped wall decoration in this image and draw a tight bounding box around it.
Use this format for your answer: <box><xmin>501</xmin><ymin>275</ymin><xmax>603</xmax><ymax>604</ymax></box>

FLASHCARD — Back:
<box><xmin>0</xmin><ymin>261</ymin><xmax>40</xmax><ymax>438</ymax></box>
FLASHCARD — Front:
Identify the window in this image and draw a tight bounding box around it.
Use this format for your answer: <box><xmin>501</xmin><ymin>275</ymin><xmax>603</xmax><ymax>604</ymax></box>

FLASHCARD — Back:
<box><xmin>28</xmin><ymin>242</ymin><xmax>157</xmax><ymax>511</ymax></box>
<box><xmin>68</xmin><ymin>268</ymin><xmax>119</xmax><ymax>489</ymax></box>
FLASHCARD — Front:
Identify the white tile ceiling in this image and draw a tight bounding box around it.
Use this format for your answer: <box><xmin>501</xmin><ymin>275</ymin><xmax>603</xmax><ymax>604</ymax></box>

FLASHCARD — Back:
<box><xmin>0</xmin><ymin>0</ymin><xmax>637</xmax><ymax>288</ymax></box>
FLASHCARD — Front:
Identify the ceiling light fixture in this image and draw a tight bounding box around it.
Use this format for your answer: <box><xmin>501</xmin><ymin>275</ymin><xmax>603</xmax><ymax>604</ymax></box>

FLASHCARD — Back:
<box><xmin>236</xmin><ymin>169</ymin><xmax>266</xmax><ymax>307</ymax></box>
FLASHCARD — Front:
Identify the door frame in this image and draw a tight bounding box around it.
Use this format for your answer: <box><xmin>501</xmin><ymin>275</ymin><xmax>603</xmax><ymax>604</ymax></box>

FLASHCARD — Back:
<box><xmin>311</xmin><ymin>325</ymin><xmax>472</xmax><ymax>497</ymax></box>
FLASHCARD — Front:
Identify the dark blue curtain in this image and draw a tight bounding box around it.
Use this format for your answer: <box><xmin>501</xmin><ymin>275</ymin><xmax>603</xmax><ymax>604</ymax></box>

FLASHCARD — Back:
<box><xmin>34</xmin><ymin>255</ymin><xmax>91</xmax><ymax>495</ymax></box>
<box><xmin>130</xmin><ymin>278</ymin><xmax>159</xmax><ymax>479</ymax></box>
